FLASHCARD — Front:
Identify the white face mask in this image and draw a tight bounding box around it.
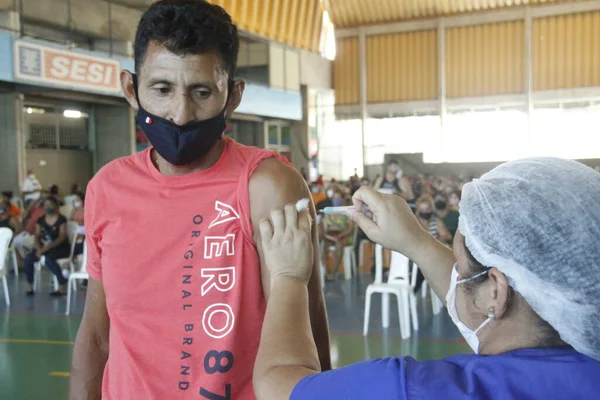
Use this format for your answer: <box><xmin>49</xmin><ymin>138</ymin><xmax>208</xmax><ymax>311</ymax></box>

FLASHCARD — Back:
<box><xmin>326</xmin><ymin>189</ymin><xmax>334</xmax><ymax>198</ymax></box>
<box><xmin>73</xmin><ymin>200</ymin><xmax>83</xmax><ymax>208</ymax></box>
<box><xmin>446</xmin><ymin>264</ymin><xmax>494</xmax><ymax>353</ymax></box>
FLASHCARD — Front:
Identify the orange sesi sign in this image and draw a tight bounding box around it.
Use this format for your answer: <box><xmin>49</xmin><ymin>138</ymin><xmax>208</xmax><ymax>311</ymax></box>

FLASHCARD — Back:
<box><xmin>14</xmin><ymin>40</ymin><xmax>121</xmax><ymax>94</ymax></box>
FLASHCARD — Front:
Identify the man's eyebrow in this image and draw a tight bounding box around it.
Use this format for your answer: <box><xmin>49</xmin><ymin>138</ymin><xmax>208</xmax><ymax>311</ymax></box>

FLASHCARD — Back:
<box><xmin>145</xmin><ymin>78</ymin><xmax>218</xmax><ymax>90</ymax></box>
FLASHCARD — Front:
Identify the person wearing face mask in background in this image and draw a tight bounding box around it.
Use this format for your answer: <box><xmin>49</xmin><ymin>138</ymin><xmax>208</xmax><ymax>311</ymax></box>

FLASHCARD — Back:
<box><xmin>310</xmin><ymin>183</ymin><xmax>327</xmax><ymax>211</ymax></box>
<box><xmin>415</xmin><ymin>195</ymin><xmax>451</xmax><ymax>245</ymax></box>
<box><xmin>448</xmin><ymin>190</ymin><xmax>461</xmax><ymax>211</ymax></box>
<box><xmin>70</xmin><ymin>2</ymin><xmax>330</xmax><ymax>399</ymax></box>
<box><xmin>252</xmin><ymin>158</ymin><xmax>600</xmax><ymax>400</ymax></box>
<box><xmin>410</xmin><ymin>195</ymin><xmax>452</xmax><ymax>293</ymax></box>
<box><xmin>23</xmin><ymin>196</ymin><xmax>70</xmax><ymax>296</ymax></box>
<box><xmin>21</xmin><ymin>169</ymin><xmax>42</xmax><ymax>207</ymax></box>
<box><xmin>435</xmin><ymin>193</ymin><xmax>460</xmax><ymax>240</ymax></box>
<box><xmin>316</xmin><ymin>187</ymin><xmax>335</xmax><ymax>210</ymax></box>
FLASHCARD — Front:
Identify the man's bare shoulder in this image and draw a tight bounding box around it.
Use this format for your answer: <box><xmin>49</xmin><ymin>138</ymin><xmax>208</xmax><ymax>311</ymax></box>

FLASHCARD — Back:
<box><xmin>248</xmin><ymin>158</ymin><xmax>309</xmax><ymax>219</ymax></box>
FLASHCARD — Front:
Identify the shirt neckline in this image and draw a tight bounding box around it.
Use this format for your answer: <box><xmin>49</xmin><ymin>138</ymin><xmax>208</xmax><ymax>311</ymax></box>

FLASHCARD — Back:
<box><xmin>143</xmin><ymin>136</ymin><xmax>232</xmax><ymax>185</ymax></box>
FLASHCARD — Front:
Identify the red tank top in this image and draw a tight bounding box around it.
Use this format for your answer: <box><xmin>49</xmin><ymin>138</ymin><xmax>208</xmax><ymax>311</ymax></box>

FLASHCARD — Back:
<box><xmin>85</xmin><ymin>137</ymin><xmax>285</xmax><ymax>399</ymax></box>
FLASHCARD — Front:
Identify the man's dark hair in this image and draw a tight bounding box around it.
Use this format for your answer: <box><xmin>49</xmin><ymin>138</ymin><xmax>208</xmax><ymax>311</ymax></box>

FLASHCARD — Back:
<box><xmin>44</xmin><ymin>196</ymin><xmax>60</xmax><ymax>208</ymax></box>
<box><xmin>134</xmin><ymin>0</ymin><xmax>239</xmax><ymax>80</ymax></box>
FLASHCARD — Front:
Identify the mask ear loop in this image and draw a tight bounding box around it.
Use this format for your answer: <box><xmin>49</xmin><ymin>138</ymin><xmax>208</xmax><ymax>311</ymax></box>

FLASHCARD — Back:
<box><xmin>131</xmin><ymin>73</ymin><xmax>144</xmax><ymax>111</ymax></box>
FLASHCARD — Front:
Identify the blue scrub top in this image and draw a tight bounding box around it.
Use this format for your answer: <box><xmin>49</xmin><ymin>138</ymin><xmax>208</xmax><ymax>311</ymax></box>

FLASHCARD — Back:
<box><xmin>291</xmin><ymin>347</ymin><xmax>600</xmax><ymax>399</ymax></box>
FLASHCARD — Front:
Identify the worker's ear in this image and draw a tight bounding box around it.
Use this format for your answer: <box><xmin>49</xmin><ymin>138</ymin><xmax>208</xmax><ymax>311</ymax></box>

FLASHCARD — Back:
<box><xmin>486</xmin><ymin>268</ymin><xmax>510</xmax><ymax>320</ymax></box>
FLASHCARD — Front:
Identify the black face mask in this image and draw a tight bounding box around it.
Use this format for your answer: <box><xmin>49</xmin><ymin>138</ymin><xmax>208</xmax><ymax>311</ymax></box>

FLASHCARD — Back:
<box><xmin>419</xmin><ymin>211</ymin><xmax>433</xmax><ymax>220</ymax></box>
<box><xmin>132</xmin><ymin>74</ymin><xmax>231</xmax><ymax>166</ymax></box>
<box><xmin>435</xmin><ymin>200</ymin><xmax>447</xmax><ymax>210</ymax></box>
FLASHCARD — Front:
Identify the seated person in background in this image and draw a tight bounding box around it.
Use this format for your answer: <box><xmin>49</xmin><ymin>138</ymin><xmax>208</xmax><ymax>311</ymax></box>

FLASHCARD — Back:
<box><xmin>69</xmin><ymin>192</ymin><xmax>85</xmax><ymax>258</ymax></box>
<box><xmin>64</xmin><ymin>183</ymin><xmax>81</xmax><ymax>208</ymax></box>
<box><xmin>310</xmin><ymin>182</ymin><xmax>327</xmax><ymax>209</ymax></box>
<box><xmin>412</xmin><ymin>195</ymin><xmax>451</xmax><ymax>292</ymax></box>
<box><xmin>0</xmin><ymin>200</ymin><xmax>23</xmax><ymax>234</ymax></box>
<box><xmin>435</xmin><ymin>193</ymin><xmax>460</xmax><ymax>240</ymax></box>
<box><xmin>316</xmin><ymin>187</ymin><xmax>334</xmax><ymax>211</ymax></box>
<box><xmin>416</xmin><ymin>195</ymin><xmax>451</xmax><ymax>244</ymax></box>
<box><xmin>49</xmin><ymin>184</ymin><xmax>65</xmax><ymax>206</ymax></box>
<box><xmin>1</xmin><ymin>191</ymin><xmax>22</xmax><ymax>218</ymax></box>
<box><xmin>320</xmin><ymin>191</ymin><xmax>354</xmax><ymax>280</ymax></box>
<box><xmin>22</xmin><ymin>169</ymin><xmax>42</xmax><ymax>206</ymax></box>
<box><xmin>12</xmin><ymin>196</ymin><xmax>45</xmax><ymax>260</ymax></box>
<box><xmin>23</xmin><ymin>196</ymin><xmax>70</xmax><ymax>296</ymax></box>
<box><xmin>70</xmin><ymin>192</ymin><xmax>85</xmax><ymax>226</ymax></box>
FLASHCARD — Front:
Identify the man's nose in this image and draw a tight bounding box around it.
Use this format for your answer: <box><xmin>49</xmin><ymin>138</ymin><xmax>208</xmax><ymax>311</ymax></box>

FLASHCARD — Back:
<box><xmin>168</xmin><ymin>93</ymin><xmax>196</xmax><ymax>126</ymax></box>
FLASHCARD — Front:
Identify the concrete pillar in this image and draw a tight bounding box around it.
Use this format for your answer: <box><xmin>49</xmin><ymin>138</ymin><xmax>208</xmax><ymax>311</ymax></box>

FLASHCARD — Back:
<box><xmin>0</xmin><ymin>10</ymin><xmax>20</xmax><ymax>33</ymax></box>
<box><xmin>0</xmin><ymin>92</ymin><xmax>25</xmax><ymax>193</ymax></box>
<box><xmin>290</xmin><ymin>85</ymin><xmax>310</xmax><ymax>173</ymax></box>
<box><xmin>93</xmin><ymin>103</ymin><xmax>135</xmax><ymax>170</ymax></box>
<box><xmin>358</xmin><ymin>27</ymin><xmax>367</xmax><ymax>175</ymax></box>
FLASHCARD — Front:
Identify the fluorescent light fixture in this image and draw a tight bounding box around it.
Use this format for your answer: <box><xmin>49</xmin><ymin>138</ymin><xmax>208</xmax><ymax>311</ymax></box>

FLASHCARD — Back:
<box><xmin>24</xmin><ymin>107</ymin><xmax>46</xmax><ymax>114</ymax></box>
<box><xmin>63</xmin><ymin>110</ymin><xmax>82</xmax><ymax>118</ymax></box>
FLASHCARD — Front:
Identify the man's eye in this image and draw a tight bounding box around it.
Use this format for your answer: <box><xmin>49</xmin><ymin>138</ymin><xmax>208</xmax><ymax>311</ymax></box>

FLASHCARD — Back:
<box><xmin>153</xmin><ymin>87</ymin><xmax>170</xmax><ymax>95</ymax></box>
<box><xmin>194</xmin><ymin>89</ymin><xmax>211</xmax><ymax>97</ymax></box>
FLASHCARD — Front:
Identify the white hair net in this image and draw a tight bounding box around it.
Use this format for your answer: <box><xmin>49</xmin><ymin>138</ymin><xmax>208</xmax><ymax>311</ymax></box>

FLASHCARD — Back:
<box><xmin>458</xmin><ymin>158</ymin><xmax>600</xmax><ymax>361</ymax></box>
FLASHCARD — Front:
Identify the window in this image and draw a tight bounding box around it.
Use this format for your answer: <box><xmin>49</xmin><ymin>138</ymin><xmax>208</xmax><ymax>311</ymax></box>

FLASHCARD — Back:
<box><xmin>280</xmin><ymin>125</ymin><xmax>291</xmax><ymax>146</ymax></box>
<box><xmin>24</xmin><ymin>106</ymin><xmax>89</xmax><ymax>151</ymax></box>
<box><xmin>268</xmin><ymin>124</ymin><xmax>279</xmax><ymax>146</ymax></box>
<box><xmin>265</xmin><ymin>121</ymin><xmax>292</xmax><ymax>153</ymax></box>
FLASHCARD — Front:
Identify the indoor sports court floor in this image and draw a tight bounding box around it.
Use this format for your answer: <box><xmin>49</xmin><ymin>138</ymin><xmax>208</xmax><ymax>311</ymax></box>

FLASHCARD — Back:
<box><xmin>0</xmin><ymin>271</ymin><xmax>469</xmax><ymax>399</ymax></box>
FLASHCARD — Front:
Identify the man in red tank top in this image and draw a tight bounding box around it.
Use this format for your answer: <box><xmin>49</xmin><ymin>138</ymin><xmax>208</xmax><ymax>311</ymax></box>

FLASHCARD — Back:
<box><xmin>69</xmin><ymin>2</ymin><xmax>331</xmax><ymax>399</ymax></box>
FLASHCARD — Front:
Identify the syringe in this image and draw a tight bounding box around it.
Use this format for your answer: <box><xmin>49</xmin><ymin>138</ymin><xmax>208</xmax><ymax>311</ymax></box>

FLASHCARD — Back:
<box><xmin>319</xmin><ymin>205</ymin><xmax>370</xmax><ymax>215</ymax></box>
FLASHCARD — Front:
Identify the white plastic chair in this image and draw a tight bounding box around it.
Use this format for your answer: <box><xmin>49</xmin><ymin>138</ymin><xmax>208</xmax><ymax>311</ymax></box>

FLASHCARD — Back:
<box><xmin>34</xmin><ymin>221</ymin><xmax>79</xmax><ymax>291</ymax></box>
<box><xmin>342</xmin><ymin>246</ymin><xmax>357</xmax><ymax>280</ymax></box>
<box><xmin>66</xmin><ymin>242</ymin><xmax>88</xmax><ymax>315</ymax></box>
<box><xmin>0</xmin><ymin>228</ymin><xmax>14</xmax><ymax>305</ymax></box>
<box><xmin>420</xmin><ymin>279</ymin><xmax>444</xmax><ymax>315</ymax></box>
<box><xmin>363</xmin><ymin>244</ymin><xmax>418</xmax><ymax>339</ymax></box>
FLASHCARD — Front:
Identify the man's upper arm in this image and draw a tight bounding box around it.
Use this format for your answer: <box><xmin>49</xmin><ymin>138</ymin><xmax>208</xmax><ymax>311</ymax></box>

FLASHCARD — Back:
<box><xmin>249</xmin><ymin>157</ymin><xmax>331</xmax><ymax>370</ymax></box>
<box><xmin>84</xmin><ymin>181</ymin><xmax>103</xmax><ymax>280</ymax></box>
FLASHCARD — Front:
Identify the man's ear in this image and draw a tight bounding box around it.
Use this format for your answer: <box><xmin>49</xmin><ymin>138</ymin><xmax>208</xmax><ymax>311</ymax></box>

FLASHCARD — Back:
<box><xmin>226</xmin><ymin>79</ymin><xmax>245</xmax><ymax>118</ymax></box>
<box><xmin>486</xmin><ymin>267</ymin><xmax>510</xmax><ymax>319</ymax></box>
<box><xmin>120</xmin><ymin>70</ymin><xmax>139</xmax><ymax>112</ymax></box>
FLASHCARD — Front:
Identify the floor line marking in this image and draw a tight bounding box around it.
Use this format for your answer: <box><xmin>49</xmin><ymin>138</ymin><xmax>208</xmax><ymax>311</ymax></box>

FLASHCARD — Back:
<box><xmin>49</xmin><ymin>371</ymin><xmax>71</xmax><ymax>377</ymax></box>
<box><xmin>0</xmin><ymin>338</ymin><xmax>74</xmax><ymax>345</ymax></box>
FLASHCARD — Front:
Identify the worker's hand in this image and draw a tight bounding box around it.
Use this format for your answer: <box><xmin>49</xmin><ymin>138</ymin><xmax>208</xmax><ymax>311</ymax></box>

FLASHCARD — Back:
<box><xmin>346</xmin><ymin>187</ymin><xmax>429</xmax><ymax>260</ymax></box>
<box><xmin>260</xmin><ymin>204</ymin><xmax>313</xmax><ymax>284</ymax></box>
<box><xmin>35</xmin><ymin>249</ymin><xmax>43</xmax><ymax>259</ymax></box>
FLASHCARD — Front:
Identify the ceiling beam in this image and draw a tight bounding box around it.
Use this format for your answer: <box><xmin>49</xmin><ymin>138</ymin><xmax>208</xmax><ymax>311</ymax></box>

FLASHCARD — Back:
<box><xmin>336</xmin><ymin>0</ymin><xmax>600</xmax><ymax>38</ymax></box>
